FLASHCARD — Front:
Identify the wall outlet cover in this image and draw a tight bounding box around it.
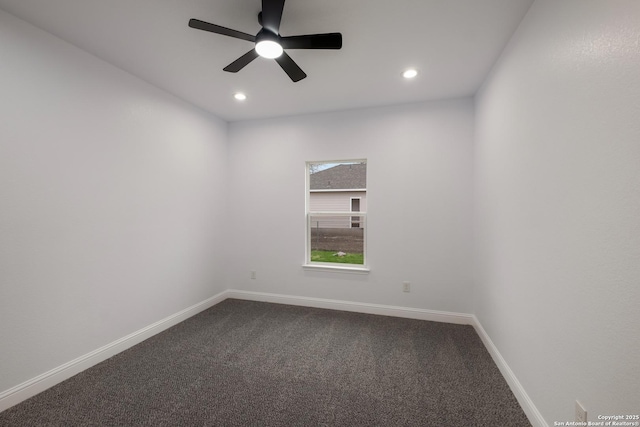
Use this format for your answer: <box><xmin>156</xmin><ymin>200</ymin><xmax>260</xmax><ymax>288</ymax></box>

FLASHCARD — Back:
<box><xmin>575</xmin><ymin>400</ymin><xmax>587</xmax><ymax>422</ymax></box>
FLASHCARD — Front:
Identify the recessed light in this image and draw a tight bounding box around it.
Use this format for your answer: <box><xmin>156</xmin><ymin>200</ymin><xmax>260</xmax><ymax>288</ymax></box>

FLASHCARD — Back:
<box><xmin>234</xmin><ymin>92</ymin><xmax>247</xmax><ymax>101</ymax></box>
<box><xmin>403</xmin><ymin>69</ymin><xmax>418</xmax><ymax>79</ymax></box>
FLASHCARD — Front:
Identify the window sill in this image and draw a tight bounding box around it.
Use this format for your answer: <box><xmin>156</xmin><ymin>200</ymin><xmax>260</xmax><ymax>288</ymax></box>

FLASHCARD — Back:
<box><xmin>302</xmin><ymin>264</ymin><xmax>370</xmax><ymax>274</ymax></box>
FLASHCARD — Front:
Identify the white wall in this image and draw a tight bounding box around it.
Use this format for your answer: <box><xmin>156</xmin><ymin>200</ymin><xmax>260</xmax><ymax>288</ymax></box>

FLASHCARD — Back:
<box><xmin>6</xmin><ymin>0</ymin><xmax>638</xmax><ymax>422</ymax></box>
<box><xmin>475</xmin><ymin>0</ymin><xmax>640</xmax><ymax>423</ymax></box>
<box><xmin>0</xmin><ymin>10</ymin><xmax>228</xmax><ymax>393</ymax></box>
<box><xmin>227</xmin><ymin>99</ymin><xmax>474</xmax><ymax>313</ymax></box>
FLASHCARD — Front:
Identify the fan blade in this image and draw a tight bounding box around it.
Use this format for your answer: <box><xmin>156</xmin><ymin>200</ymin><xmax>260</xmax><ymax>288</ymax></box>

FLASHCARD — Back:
<box><xmin>275</xmin><ymin>52</ymin><xmax>307</xmax><ymax>82</ymax></box>
<box><xmin>281</xmin><ymin>33</ymin><xmax>342</xmax><ymax>49</ymax></box>
<box><xmin>261</xmin><ymin>0</ymin><xmax>285</xmax><ymax>34</ymax></box>
<box><xmin>189</xmin><ymin>19</ymin><xmax>256</xmax><ymax>42</ymax></box>
<box><xmin>223</xmin><ymin>49</ymin><xmax>259</xmax><ymax>73</ymax></box>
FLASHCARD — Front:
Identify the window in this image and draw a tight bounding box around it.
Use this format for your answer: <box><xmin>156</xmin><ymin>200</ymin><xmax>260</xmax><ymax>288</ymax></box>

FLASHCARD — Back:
<box><xmin>305</xmin><ymin>160</ymin><xmax>367</xmax><ymax>270</ymax></box>
<box><xmin>350</xmin><ymin>198</ymin><xmax>361</xmax><ymax>228</ymax></box>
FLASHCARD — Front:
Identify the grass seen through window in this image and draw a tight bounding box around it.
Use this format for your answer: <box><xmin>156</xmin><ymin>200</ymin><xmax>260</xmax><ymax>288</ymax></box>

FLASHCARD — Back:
<box><xmin>310</xmin><ymin>250</ymin><xmax>364</xmax><ymax>265</ymax></box>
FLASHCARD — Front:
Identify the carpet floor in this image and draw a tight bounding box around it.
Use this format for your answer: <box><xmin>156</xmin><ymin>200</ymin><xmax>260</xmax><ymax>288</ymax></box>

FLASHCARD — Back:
<box><xmin>0</xmin><ymin>299</ymin><xmax>531</xmax><ymax>426</ymax></box>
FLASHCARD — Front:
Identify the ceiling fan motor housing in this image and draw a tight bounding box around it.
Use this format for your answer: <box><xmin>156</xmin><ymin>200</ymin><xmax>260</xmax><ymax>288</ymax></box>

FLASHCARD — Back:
<box><xmin>256</xmin><ymin>28</ymin><xmax>279</xmax><ymax>45</ymax></box>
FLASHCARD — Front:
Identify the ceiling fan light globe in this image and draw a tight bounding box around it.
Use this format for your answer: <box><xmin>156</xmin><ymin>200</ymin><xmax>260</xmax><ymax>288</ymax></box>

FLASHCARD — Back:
<box><xmin>255</xmin><ymin>40</ymin><xmax>283</xmax><ymax>59</ymax></box>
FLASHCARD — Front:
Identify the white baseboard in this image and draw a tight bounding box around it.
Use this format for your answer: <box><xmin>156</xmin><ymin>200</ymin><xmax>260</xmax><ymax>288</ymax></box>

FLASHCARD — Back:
<box><xmin>1</xmin><ymin>288</ymin><xmax>546</xmax><ymax>427</ymax></box>
<box><xmin>225</xmin><ymin>289</ymin><xmax>474</xmax><ymax>325</ymax></box>
<box><xmin>228</xmin><ymin>290</ymin><xmax>546</xmax><ymax>427</ymax></box>
<box><xmin>471</xmin><ymin>316</ymin><xmax>548</xmax><ymax>427</ymax></box>
<box><xmin>0</xmin><ymin>290</ymin><xmax>228</xmax><ymax>413</ymax></box>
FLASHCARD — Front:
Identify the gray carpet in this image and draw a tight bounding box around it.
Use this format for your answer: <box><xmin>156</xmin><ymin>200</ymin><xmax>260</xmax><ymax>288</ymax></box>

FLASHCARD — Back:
<box><xmin>0</xmin><ymin>299</ymin><xmax>531</xmax><ymax>426</ymax></box>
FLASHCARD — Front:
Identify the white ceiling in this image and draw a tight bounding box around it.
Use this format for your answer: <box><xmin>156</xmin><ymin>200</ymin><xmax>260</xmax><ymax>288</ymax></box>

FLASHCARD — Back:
<box><xmin>0</xmin><ymin>0</ymin><xmax>533</xmax><ymax>122</ymax></box>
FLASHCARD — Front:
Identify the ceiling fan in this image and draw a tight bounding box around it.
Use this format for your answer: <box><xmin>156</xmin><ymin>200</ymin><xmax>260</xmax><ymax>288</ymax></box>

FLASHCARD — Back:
<box><xmin>189</xmin><ymin>0</ymin><xmax>342</xmax><ymax>82</ymax></box>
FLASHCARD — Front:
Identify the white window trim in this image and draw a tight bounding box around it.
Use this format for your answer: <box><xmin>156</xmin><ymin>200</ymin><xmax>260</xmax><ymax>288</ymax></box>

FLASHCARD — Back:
<box><xmin>304</xmin><ymin>160</ymin><xmax>369</xmax><ymax>273</ymax></box>
<box><xmin>302</xmin><ymin>263</ymin><xmax>370</xmax><ymax>274</ymax></box>
<box><xmin>310</xmin><ymin>188</ymin><xmax>366</xmax><ymax>193</ymax></box>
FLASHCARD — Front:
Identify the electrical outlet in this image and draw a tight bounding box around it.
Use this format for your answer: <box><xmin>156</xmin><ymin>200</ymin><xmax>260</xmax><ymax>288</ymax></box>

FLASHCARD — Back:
<box><xmin>575</xmin><ymin>400</ymin><xmax>587</xmax><ymax>422</ymax></box>
<box><xmin>403</xmin><ymin>281</ymin><xmax>410</xmax><ymax>292</ymax></box>
<box><xmin>251</xmin><ymin>271</ymin><xmax>256</xmax><ymax>280</ymax></box>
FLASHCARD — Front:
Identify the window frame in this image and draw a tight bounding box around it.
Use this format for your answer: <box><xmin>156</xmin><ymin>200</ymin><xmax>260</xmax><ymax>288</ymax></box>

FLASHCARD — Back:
<box><xmin>304</xmin><ymin>160</ymin><xmax>369</xmax><ymax>273</ymax></box>
<box><xmin>350</xmin><ymin>197</ymin><xmax>361</xmax><ymax>228</ymax></box>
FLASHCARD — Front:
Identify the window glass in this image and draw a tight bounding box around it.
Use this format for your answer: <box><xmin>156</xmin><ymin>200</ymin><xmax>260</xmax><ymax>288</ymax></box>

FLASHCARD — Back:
<box><xmin>306</xmin><ymin>161</ymin><xmax>367</xmax><ymax>267</ymax></box>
